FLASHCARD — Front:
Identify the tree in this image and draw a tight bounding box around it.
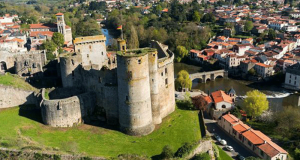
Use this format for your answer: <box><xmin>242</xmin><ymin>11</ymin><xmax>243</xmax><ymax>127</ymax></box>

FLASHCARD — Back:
<box><xmin>160</xmin><ymin>145</ymin><xmax>173</xmax><ymax>159</ymax></box>
<box><xmin>52</xmin><ymin>32</ymin><xmax>64</xmax><ymax>47</ymax></box>
<box><xmin>192</xmin><ymin>153</ymin><xmax>210</xmax><ymax>160</ymax></box>
<box><xmin>127</xmin><ymin>25</ymin><xmax>139</xmax><ymax>49</ymax></box>
<box><xmin>294</xmin><ymin>148</ymin><xmax>300</xmax><ymax>160</ymax></box>
<box><xmin>275</xmin><ymin>106</ymin><xmax>300</xmax><ymax>139</ymax></box>
<box><xmin>175</xmin><ymin>46</ymin><xmax>188</xmax><ymax>62</ymax></box>
<box><xmin>175</xmin><ymin>70</ymin><xmax>192</xmax><ymax>91</ymax></box>
<box><xmin>248</xmin><ymin>68</ymin><xmax>256</xmax><ymax>76</ymax></box>
<box><xmin>245</xmin><ymin>157</ymin><xmax>263</xmax><ymax>160</ymax></box>
<box><xmin>192</xmin><ymin>11</ymin><xmax>201</xmax><ymax>23</ymax></box>
<box><xmin>76</xmin><ymin>19</ymin><xmax>101</xmax><ymax>36</ymax></box>
<box><xmin>268</xmin><ymin>29</ymin><xmax>276</xmax><ymax>40</ymax></box>
<box><xmin>243</xmin><ymin>90</ymin><xmax>269</xmax><ymax>118</ymax></box>
<box><xmin>40</xmin><ymin>40</ymin><xmax>57</xmax><ymax>60</ymax></box>
<box><xmin>244</xmin><ymin>20</ymin><xmax>254</xmax><ymax>32</ymax></box>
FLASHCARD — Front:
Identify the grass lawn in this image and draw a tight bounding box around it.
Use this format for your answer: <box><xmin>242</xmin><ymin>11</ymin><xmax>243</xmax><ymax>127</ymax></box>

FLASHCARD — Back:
<box><xmin>0</xmin><ymin>73</ymin><xmax>37</xmax><ymax>91</ymax></box>
<box><xmin>0</xmin><ymin>106</ymin><xmax>201</xmax><ymax>158</ymax></box>
<box><xmin>217</xmin><ymin>146</ymin><xmax>233</xmax><ymax>160</ymax></box>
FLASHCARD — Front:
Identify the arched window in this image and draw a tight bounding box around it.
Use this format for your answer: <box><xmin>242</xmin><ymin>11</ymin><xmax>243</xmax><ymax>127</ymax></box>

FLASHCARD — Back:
<box><xmin>222</xmin><ymin>105</ymin><xmax>226</xmax><ymax>109</ymax></box>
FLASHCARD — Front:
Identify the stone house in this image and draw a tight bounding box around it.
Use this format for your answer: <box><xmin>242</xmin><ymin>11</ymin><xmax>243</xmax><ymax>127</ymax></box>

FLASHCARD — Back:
<box><xmin>283</xmin><ymin>63</ymin><xmax>300</xmax><ymax>91</ymax></box>
<box><xmin>218</xmin><ymin>114</ymin><xmax>288</xmax><ymax>160</ymax></box>
<box><xmin>254</xmin><ymin>63</ymin><xmax>274</xmax><ymax>78</ymax></box>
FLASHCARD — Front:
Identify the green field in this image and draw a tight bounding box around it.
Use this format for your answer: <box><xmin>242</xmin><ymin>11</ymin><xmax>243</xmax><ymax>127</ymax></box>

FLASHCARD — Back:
<box><xmin>0</xmin><ymin>106</ymin><xmax>201</xmax><ymax>158</ymax></box>
<box><xmin>0</xmin><ymin>73</ymin><xmax>37</xmax><ymax>91</ymax></box>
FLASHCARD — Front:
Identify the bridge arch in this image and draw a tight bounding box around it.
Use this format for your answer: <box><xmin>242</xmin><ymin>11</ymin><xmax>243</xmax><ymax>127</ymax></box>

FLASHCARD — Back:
<box><xmin>188</xmin><ymin>70</ymin><xmax>227</xmax><ymax>83</ymax></box>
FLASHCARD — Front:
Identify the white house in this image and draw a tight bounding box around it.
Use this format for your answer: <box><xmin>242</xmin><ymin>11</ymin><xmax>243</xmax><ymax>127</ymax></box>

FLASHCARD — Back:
<box><xmin>284</xmin><ymin>63</ymin><xmax>300</xmax><ymax>90</ymax></box>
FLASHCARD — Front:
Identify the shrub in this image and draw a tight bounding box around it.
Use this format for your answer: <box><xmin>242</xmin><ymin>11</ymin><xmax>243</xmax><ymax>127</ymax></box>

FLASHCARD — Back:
<box><xmin>175</xmin><ymin>142</ymin><xmax>194</xmax><ymax>158</ymax></box>
<box><xmin>53</xmin><ymin>154</ymin><xmax>61</xmax><ymax>160</ymax></box>
<box><xmin>34</xmin><ymin>153</ymin><xmax>44</xmax><ymax>160</ymax></box>
<box><xmin>212</xmin><ymin>143</ymin><xmax>219</xmax><ymax>158</ymax></box>
<box><xmin>80</xmin><ymin>157</ymin><xmax>92</xmax><ymax>160</ymax></box>
<box><xmin>192</xmin><ymin>153</ymin><xmax>210</xmax><ymax>160</ymax></box>
<box><xmin>161</xmin><ymin>145</ymin><xmax>174</xmax><ymax>159</ymax></box>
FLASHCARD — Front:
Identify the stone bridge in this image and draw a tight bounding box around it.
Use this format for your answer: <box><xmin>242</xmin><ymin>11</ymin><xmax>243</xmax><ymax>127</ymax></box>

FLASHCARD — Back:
<box><xmin>190</xmin><ymin>70</ymin><xmax>228</xmax><ymax>83</ymax></box>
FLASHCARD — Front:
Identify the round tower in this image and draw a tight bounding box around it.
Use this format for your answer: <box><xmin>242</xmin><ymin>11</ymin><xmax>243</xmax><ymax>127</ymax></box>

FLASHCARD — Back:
<box><xmin>60</xmin><ymin>54</ymin><xmax>82</xmax><ymax>88</ymax></box>
<box><xmin>148</xmin><ymin>50</ymin><xmax>161</xmax><ymax>124</ymax></box>
<box><xmin>117</xmin><ymin>49</ymin><xmax>154</xmax><ymax>136</ymax></box>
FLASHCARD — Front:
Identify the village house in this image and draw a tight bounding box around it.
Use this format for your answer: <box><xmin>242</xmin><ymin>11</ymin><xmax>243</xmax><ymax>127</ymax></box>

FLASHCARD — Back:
<box><xmin>200</xmin><ymin>90</ymin><xmax>235</xmax><ymax>119</ymax></box>
<box><xmin>254</xmin><ymin>63</ymin><xmax>274</xmax><ymax>78</ymax></box>
<box><xmin>283</xmin><ymin>63</ymin><xmax>300</xmax><ymax>91</ymax></box>
<box><xmin>218</xmin><ymin>114</ymin><xmax>288</xmax><ymax>160</ymax></box>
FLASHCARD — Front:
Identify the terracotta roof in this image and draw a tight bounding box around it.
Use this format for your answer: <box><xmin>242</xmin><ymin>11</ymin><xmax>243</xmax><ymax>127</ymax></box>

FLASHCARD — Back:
<box><xmin>30</xmin><ymin>23</ymin><xmax>57</xmax><ymax>29</ymax></box>
<box><xmin>56</xmin><ymin>13</ymin><xmax>64</xmax><ymax>16</ymax></box>
<box><xmin>242</xmin><ymin>129</ymin><xmax>271</xmax><ymax>145</ymax></box>
<box><xmin>204</xmin><ymin>96</ymin><xmax>213</xmax><ymax>103</ymax></box>
<box><xmin>211</xmin><ymin>90</ymin><xmax>233</xmax><ymax>104</ymax></box>
<box><xmin>190</xmin><ymin>49</ymin><xmax>202</xmax><ymax>54</ymax></box>
<box><xmin>233</xmin><ymin>122</ymin><xmax>250</xmax><ymax>133</ymax></box>
<box><xmin>256</xmin><ymin>63</ymin><xmax>273</xmax><ymax>68</ymax></box>
<box><xmin>222</xmin><ymin>113</ymin><xmax>239</xmax><ymax>125</ymax></box>
<box><xmin>30</xmin><ymin>31</ymin><xmax>54</xmax><ymax>37</ymax></box>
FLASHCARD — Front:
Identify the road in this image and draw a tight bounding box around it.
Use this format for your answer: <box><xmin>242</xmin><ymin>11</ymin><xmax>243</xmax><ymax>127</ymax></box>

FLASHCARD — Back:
<box><xmin>203</xmin><ymin>113</ymin><xmax>256</xmax><ymax>159</ymax></box>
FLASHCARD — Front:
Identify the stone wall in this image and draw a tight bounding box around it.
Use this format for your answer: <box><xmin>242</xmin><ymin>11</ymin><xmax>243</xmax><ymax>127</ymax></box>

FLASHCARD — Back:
<box><xmin>0</xmin><ymin>85</ymin><xmax>37</xmax><ymax>108</ymax></box>
<box><xmin>186</xmin><ymin>140</ymin><xmax>214</xmax><ymax>159</ymax></box>
<box><xmin>40</xmin><ymin>88</ymin><xmax>96</xmax><ymax>127</ymax></box>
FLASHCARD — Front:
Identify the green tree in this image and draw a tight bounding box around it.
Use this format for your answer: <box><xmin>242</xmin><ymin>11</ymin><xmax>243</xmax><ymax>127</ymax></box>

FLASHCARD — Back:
<box><xmin>192</xmin><ymin>11</ymin><xmax>201</xmax><ymax>23</ymax></box>
<box><xmin>175</xmin><ymin>70</ymin><xmax>192</xmax><ymax>91</ymax></box>
<box><xmin>243</xmin><ymin>90</ymin><xmax>269</xmax><ymax>118</ymax></box>
<box><xmin>40</xmin><ymin>40</ymin><xmax>57</xmax><ymax>60</ymax></box>
<box><xmin>192</xmin><ymin>153</ymin><xmax>210</xmax><ymax>160</ymax></box>
<box><xmin>276</xmin><ymin>106</ymin><xmax>300</xmax><ymax>139</ymax></box>
<box><xmin>244</xmin><ymin>20</ymin><xmax>254</xmax><ymax>32</ymax></box>
<box><xmin>248</xmin><ymin>68</ymin><xmax>256</xmax><ymax>76</ymax></box>
<box><xmin>294</xmin><ymin>148</ymin><xmax>300</xmax><ymax>160</ymax></box>
<box><xmin>245</xmin><ymin>157</ymin><xmax>263</xmax><ymax>160</ymax></box>
<box><xmin>127</xmin><ymin>25</ymin><xmax>139</xmax><ymax>49</ymax></box>
<box><xmin>175</xmin><ymin>46</ymin><xmax>188</xmax><ymax>62</ymax></box>
<box><xmin>52</xmin><ymin>32</ymin><xmax>64</xmax><ymax>47</ymax></box>
<box><xmin>160</xmin><ymin>145</ymin><xmax>173</xmax><ymax>159</ymax></box>
<box><xmin>268</xmin><ymin>29</ymin><xmax>276</xmax><ymax>40</ymax></box>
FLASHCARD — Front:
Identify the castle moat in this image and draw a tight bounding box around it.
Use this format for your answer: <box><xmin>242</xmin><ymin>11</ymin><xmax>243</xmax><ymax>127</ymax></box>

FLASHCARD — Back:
<box><xmin>174</xmin><ymin>63</ymin><xmax>300</xmax><ymax>111</ymax></box>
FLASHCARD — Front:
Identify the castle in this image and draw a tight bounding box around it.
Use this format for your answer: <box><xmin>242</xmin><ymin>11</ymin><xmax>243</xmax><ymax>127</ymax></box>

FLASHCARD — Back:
<box><xmin>40</xmin><ymin>36</ymin><xmax>176</xmax><ymax>136</ymax></box>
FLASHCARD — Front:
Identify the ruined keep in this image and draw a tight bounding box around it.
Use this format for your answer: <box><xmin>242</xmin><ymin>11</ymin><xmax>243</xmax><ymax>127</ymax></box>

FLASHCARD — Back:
<box><xmin>40</xmin><ymin>36</ymin><xmax>175</xmax><ymax>136</ymax></box>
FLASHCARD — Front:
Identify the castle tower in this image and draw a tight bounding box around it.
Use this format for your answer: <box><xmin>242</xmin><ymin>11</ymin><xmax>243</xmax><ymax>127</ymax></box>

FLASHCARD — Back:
<box><xmin>148</xmin><ymin>50</ymin><xmax>161</xmax><ymax>124</ymax></box>
<box><xmin>117</xmin><ymin>49</ymin><xmax>154</xmax><ymax>136</ymax></box>
<box><xmin>60</xmin><ymin>54</ymin><xmax>82</xmax><ymax>88</ymax></box>
<box><xmin>56</xmin><ymin>13</ymin><xmax>66</xmax><ymax>36</ymax></box>
<box><xmin>117</xmin><ymin>39</ymin><xmax>126</xmax><ymax>52</ymax></box>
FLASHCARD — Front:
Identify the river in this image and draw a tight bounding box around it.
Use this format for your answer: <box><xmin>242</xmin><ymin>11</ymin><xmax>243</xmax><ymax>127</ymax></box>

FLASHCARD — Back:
<box><xmin>174</xmin><ymin>63</ymin><xmax>300</xmax><ymax>111</ymax></box>
<box><xmin>101</xmin><ymin>28</ymin><xmax>119</xmax><ymax>46</ymax></box>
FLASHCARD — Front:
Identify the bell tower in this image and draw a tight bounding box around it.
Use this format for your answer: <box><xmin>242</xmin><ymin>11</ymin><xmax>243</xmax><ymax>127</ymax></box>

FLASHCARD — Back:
<box><xmin>56</xmin><ymin>13</ymin><xmax>66</xmax><ymax>37</ymax></box>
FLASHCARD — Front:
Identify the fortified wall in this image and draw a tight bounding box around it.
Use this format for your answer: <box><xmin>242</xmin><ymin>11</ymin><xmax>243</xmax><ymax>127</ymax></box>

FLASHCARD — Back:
<box><xmin>0</xmin><ymin>84</ymin><xmax>37</xmax><ymax>108</ymax></box>
<box><xmin>40</xmin><ymin>88</ymin><xmax>96</xmax><ymax>127</ymax></box>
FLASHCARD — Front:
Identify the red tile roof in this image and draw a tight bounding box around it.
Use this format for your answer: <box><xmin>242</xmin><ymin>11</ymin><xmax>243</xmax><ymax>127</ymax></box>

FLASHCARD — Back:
<box><xmin>30</xmin><ymin>23</ymin><xmax>57</xmax><ymax>29</ymax></box>
<box><xmin>56</xmin><ymin>13</ymin><xmax>64</xmax><ymax>16</ymax></box>
<box><xmin>232</xmin><ymin>122</ymin><xmax>250</xmax><ymax>133</ymax></box>
<box><xmin>222</xmin><ymin>113</ymin><xmax>239</xmax><ymax>125</ymax></box>
<box><xmin>211</xmin><ymin>90</ymin><xmax>233</xmax><ymax>104</ymax></box>
<box><xmin>30</xmin><ymin>31</ymin><xmax>54</xmax><ymax>37</ymax></box>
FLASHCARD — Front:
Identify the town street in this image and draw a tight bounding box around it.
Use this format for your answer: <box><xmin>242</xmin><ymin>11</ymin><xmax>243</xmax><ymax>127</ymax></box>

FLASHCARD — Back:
<box><xmin>204</xmin><ymin>113</ymin><xmax>256</xmax><ymax>159</ymax></box>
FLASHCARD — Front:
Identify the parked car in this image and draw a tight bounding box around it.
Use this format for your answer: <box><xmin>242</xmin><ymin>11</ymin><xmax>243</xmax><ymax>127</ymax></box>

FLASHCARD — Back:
<box><xmin>220</xmin><ymin>140</ymin><xmax>227</xmax><ymax>145</ymax></box>
<box><xmin>225</xmin><ymin>145</ymin><xmax>234</xmax><ymax>152</ymax></box>
<box><xmin>214</xmin><ymin>134</ymin><xmax>221</xmax><ymax>142</ymax></box>
<box><xmin>236</xmin><ymin>154</ymin><xmax>245</xmax><ymax>160</ymax></box>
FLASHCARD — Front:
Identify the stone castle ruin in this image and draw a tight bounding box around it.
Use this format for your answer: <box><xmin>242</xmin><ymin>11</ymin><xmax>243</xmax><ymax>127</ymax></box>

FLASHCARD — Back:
<box><xmin>40</xmin><ymin>36</ymin><xmax>175</xmax><ymax>136</ymax></box>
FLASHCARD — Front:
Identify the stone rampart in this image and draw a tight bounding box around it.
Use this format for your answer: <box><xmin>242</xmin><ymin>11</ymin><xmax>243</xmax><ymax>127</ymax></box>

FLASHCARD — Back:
<box><xmin>40</xmin><ymin>88</ymin><xmax>96</xmax><ymax>127</ymax></box>
<box><xmin>0</xmin><ymin>85</ymin><xmax>37</xmax><ymax>108</ymax></box>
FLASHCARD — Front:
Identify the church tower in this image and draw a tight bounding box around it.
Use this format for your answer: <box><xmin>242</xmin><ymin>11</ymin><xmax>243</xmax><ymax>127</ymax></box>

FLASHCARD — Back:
<box><xmin>56</xmin><ymin>13</ymin><xmax>66</xmax><ymax>36</ymax></box>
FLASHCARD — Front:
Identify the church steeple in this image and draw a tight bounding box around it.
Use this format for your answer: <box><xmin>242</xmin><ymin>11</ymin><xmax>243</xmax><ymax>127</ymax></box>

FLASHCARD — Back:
<box><xmin>56</xmin><ymin>13</ymin><xmax>66</xmax><ymax>37</ymax></box>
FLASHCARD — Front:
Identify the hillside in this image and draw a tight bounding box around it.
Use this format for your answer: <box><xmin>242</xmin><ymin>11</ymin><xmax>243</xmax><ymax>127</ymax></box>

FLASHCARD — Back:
<box><xmin>0</xmin><ymin>73</ymin><xmax>37</xmax><ymax>91</ymax></box>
